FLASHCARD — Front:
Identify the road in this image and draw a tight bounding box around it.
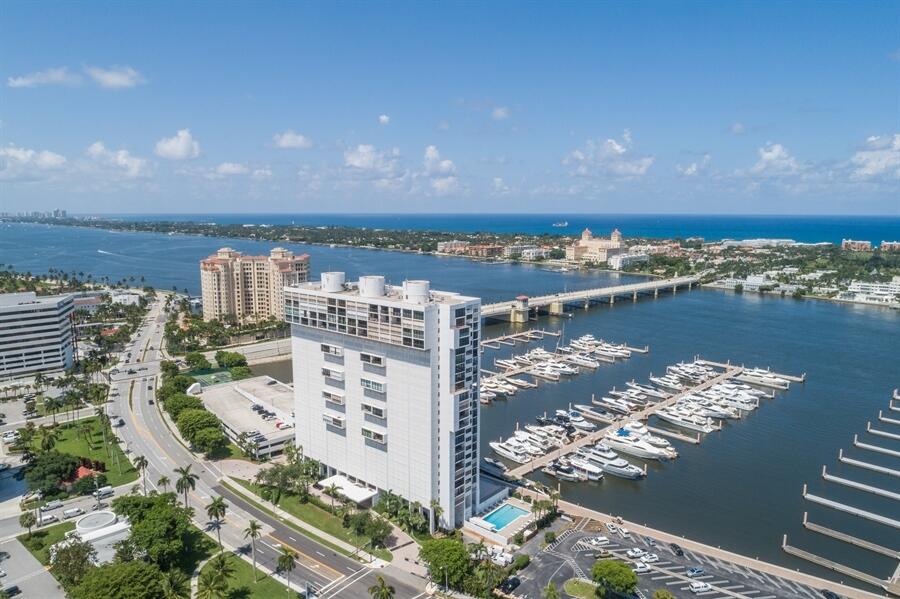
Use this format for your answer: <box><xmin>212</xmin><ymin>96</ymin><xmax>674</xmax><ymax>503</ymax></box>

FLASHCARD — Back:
<box><xmin>107</xmin><ymin>297</ymin><xmax>428</xmax><ymax>598</ymax></box>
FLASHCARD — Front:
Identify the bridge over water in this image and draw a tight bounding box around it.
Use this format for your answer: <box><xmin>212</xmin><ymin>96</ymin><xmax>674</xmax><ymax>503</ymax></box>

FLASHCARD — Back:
<box><xmin>481</xmin><ymin>274</ymin><xmax>701</xmax><ymax>321</ymax></box>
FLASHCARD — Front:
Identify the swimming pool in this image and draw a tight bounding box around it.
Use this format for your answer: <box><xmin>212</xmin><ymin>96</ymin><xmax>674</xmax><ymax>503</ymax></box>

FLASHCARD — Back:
<box><xmin>482</xmin><ymin>503</ymin><xmax>529</xmax><ymax>531</ymax></box>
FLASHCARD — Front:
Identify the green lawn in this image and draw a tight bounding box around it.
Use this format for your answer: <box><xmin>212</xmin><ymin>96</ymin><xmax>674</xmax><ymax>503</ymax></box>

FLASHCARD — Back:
<box><xmin>230</xmin><ymin>479</ymin><xmax>392</xmax><ymax>561</ymax></box>
<box><xmin>18</xmin><ymin>521</ymin><xmax>76</xmax><ymax>565</ymax></box>
<box><xmin>33</xmin><ymin>416</ymin><xmax>138</xmax><ymax>487</ymax></box>
<box><xmin>189</xmin><ymin>368</ymin><xmax>233</xmax><ymax>386</ymax></box>
<box><xmin>200</xmin><ymin>552</ymin><xmax>299</xmax><ymax>598</ymax></box>
<box><xmin>178</xmin><ymin>526</ymin><xmax>219</xmax><ymax>575</ymax></box>
<box><xmin>563</xmin><ymin>578</ymin><xmax>598</xmax><ymax>598</ymax></box>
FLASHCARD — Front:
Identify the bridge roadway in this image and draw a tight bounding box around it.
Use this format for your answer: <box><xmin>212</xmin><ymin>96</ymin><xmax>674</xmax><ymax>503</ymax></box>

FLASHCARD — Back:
<box><xmin>504</xmin><ymin>364</ymin><xmax>742</xmax><ymax>478</ymax></box>
<box><xmin>481</xmin><ymin>274</ymin><xmax>701</xmax><ymax>317</ymax></box>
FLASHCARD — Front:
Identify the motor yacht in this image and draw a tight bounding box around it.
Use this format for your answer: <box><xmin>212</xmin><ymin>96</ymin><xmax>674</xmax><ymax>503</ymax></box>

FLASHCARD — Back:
<box><xmin>495</xmin><ymin>359</ymin><xmax>519</xmax><ymax>369</ymax></box>
<box><xmin>568</xmin><ymin>354</ymin><xmax>601</xmax><ymax>368</ymax></box>
<box><xmin>489</xmin><ymin>441</ymin><xmax>530</xmax><ymax>464</ymax></box>
<box><xmin>530</xmin><ymin>367</ymin><xmax>560</xmax><ymax>381</ymax></box>
<box><xmin>626</xmin><ymin>381</ymin><xmax>670</xmax><ymax>400</ymax></box>
<box><xmin>563</xmin><ymin>457</ymin><xmax>604</xmax><ymax>481</ymax></box>
<box><xmin>560</xmin><ymin>409</ymin><xmax>597</xmax><ymax>431</ymax></box>
<box><xmin>513</xmin><ymin>430</ymin><xmax>554</xmax><ymax>451</ymax></box>
<box><xmin>604</xmin><ymin>428</ymin><xmax>677</xmax><ymax>460</ymax></box>
<box><xmin>542</xmin><ymin>461</ymin><xmax>585</xmax><ymax>482</ymax></box>
<box><xmin>483</xmin><ymin>457</ymin><xmax>508</xmax><ymax>472</ymax></box>
<box><xmin>649</xmin><ymin>375</ymin><xmax>684</xmax><ymax>392</ymax></box>
<box><xmin>577</xmin><ymin>445</ymin><xmax>645</xmax><ymax>479</ymax></box>
<box><xmin>547</xmin><ymin>361</ymin><xmax>579</xmax><ymax>375</ymax></box>
<box><xmin>655</xmin><ymin>408</ymin><xmax>717</xmax><ymax>434</ymax></box>
<box><xmin>620</xmin><ymin>421</ymin><xmax>677</xmax><ymax>453</ymax></box>
<box><xmin>573</xmin><ymin>404</ymin><xmax>611</xmax><ymax>422</ymax></box>
<box><xmin>505</xmin><ymin>437</ymin><xmax>544</xmax><ymax>457</ymax></box>
<box><xmin>593</xmin><ymin>396</ymin><xmax>635</xmax><ymax>414</ymax></box>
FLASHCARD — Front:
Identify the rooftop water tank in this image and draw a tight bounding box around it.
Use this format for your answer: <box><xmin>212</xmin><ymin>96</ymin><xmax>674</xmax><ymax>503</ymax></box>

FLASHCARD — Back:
<box><xmin>403</xmin><ymin>280</ymin><xmax>430</xmax><ymax>304</ymax></box>
<box><xmin>321</xmin><ymin>272</ymin><xmax>346</xmax><ymax>293</ymax></box>
<box><xmin>359</xmin><ymin>276</ymin><xmax>386</xmax><ymax>298</ymax></box>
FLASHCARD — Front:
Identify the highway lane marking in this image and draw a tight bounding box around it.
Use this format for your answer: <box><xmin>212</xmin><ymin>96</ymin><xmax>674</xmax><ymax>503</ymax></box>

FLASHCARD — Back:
<box><xmin>317</xmin><ymin>564</ymin><xmax>371</xmax><ymax>598</ymax></box>
<box><xmin>267</xmin><ymin>534</ymin><xmax>343</xmax><ymax>580</ymax></box>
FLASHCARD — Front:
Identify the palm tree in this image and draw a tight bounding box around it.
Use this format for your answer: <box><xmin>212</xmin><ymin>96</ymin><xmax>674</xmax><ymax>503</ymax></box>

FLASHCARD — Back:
<box><xmin>243</xmin><ymin>520</ymin><xmax>263</xmax><ymax>582</ymax></box>
<box><xmin>19</xmin><ymin>512</ymin><xmax>36</xmax><ymax>538</ymax></box>
<box><xmin>134</xmin><ymin>455</ymin><xmax>149</xmax><ymax>495</ymax></box>
<box><xmin>38</xmin><ymin>425</ymin><xmax>59</xmax><ymax>452</ymax></box>
<box><xmin>174</xmin><ymin>465</ymin><xmax>198</xmax><ymax>507</ymax></box>
<box><xmin>368</xmin><ymin>575</ymin><xmax>396</xmax><ymax>599</ymax></box>
<box><xmin>209</xmin><ymin>553</ymin><xmax>235</xmax><ymax>586</ymax></box>
<box><xmin>276</xmin><ymin>546</ymin><xmax>297</xmax><ymax>591</ymax></box>
<box><xmin>196</xmin><ymin>570</ymin><xmax>227</xmax><ymax>599</ymax></box>
<box><xmin>157</xmin><ymin>475</ymin><xmax>171</xmax><ymax>493</ymax></box>
<box><xmin>44</xmin><ymin>396</ymin><xmax>63</xmax><ymax>424</ymax></box>
<box><xmin>430</xmin><ymin>498</ymin><xmax>443</xmax><ymax>533</ymax></box>
<box><xmin>543</xmin><ymin>581</ymin><xmax>560</xmax><ymax>599</ymax></box>
<box><xmin>159</xmin><ymin>569</ymin><xmax>189</xmax><ymax>599</ymax></box>
<box><xmin>325</xmin><ymin>483</ymin><xmax>340</xmax><ymax>512</ymax></box>
<box><xmin>206</xmin><ymin>496</ymin><xmax>228</xmax><ymax>550</ymax></box>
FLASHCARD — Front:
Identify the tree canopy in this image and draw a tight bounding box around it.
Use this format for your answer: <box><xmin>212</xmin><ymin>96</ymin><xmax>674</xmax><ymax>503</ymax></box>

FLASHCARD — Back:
<box><xmin>71</xmin><ymin>561</ymin><xmax>163</xmax><ymax>599</ymax></box>
<box><xmin>591</xmin><ymin>559</ymin><xmax>638</xmax><ymax>595</ymax></box>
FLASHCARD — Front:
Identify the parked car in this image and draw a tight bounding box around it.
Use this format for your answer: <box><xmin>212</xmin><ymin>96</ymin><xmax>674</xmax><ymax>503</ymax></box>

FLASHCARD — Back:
<box><xmin>640</xmin><ymin>553</ymin><xmax>659</xmax><ymax>563</ymax></box>
<box><xmin>686</xmin><ymin>567</ymin><xmax>705</xmax><ymax>578</ymax></box>
<box><xmin>626</xmin><ymin>548</ymin><xmax>646</xmax><ymax>559</ymax></box>
<box><xmin>690</xmin><ymin>582</ymin><xmax>711</xmax><ymax>594</ymax></box>
<box><xmin>605</xmin><ymin>522</ymin><xmax>618</xmax><ymax>534</ymax></box>
<box><xmin>40</xmin><ymin>514</ymin><xmax>59</xmax><ymax>524</ymax></box>
<box><xmin>498</xmin><ymin>577</ymin><xmax>521</xmax><ymax>593</ymax></box>
<box><xmin>632</xmin><ymin>562</ymin><xmax>651</xmax><ymax>574</ymax></box>
<box><xmin>669</xmin><ymin>542</ymin><xmax>684</xmax><ymax>556</ymax></box>
<box><xmin>3</xmin><ymin>585</ymin><xmax>21</xmax><ymax>596</ymax></box>
<box><xmin>41</xmin><ymin>500</ymin><xmax>63</xmax><ymax>512</ymax></box>
<box><xmin>63</xmin><ymin>507</ymin><xmax>85</xmax><ymax>519</ymax></box>
<box><xmin>587</xmin><ymin>536</ymin><xmax>609</xmax><ymax>546</ymax></box>
<box><xmin>819</xmin><ymin>591</ymin><xmax>841</xmax><ymax>599</ymax></box>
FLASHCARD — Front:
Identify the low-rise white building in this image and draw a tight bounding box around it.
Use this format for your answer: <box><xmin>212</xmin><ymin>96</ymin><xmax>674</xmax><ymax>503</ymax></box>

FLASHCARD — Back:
<box><xmin>608</xmin><ymin>253</ymin><xmax>649</xmax><ymax>270</ymax></box>
<box><xmin>0</xmin><ymin>292</ymin><xmax>75</xmax><ymax>379</ymax></box>
<box><xmin>436</xmin><ymin>240</ymin><xmax>470</xmax><ymax>254</ymax></box>
<box><xmin>520</xmin><ymin>247</ymin><xmax>551</xmax><ymax>261</ymax></box>
<box><xmin>838</xmin><ymin>277</ymin><xmax>900</xmax><ymax>305</ymax></box>
<box><xmin>503</xmin><ymin>244</ymin><xmax>539</xmax><ymax>258</ymax></box>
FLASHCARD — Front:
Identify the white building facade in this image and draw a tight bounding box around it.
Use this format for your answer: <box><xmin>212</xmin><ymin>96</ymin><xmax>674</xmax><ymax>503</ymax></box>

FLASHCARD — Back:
<box><xmin>0</xmin><ymin>292</ymin><xmax>75</xmax><ymax>378</ymax></box>
<box><xmin>285</xmin><ymin>273</ymin><xmax>481</xmax><ymax>529</ymax></box>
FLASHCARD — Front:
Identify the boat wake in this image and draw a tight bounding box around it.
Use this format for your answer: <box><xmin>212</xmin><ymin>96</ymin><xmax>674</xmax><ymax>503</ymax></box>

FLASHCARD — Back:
<box><xmin>97</xmin><ymin>249</ymin><xmax>126</xmax><ymax>257</ymax></box>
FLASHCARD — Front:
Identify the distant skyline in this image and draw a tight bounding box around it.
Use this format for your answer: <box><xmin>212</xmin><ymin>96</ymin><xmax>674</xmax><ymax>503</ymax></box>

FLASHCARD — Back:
<box><xmin>1</xmin><ymin>1</ymin><xmax>898</xmax><ymax>215</ymax></box>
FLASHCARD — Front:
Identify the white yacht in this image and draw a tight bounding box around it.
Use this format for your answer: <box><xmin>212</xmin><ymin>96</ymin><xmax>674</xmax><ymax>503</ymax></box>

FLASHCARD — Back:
<box><xmin>495</xmin><ymin>359</ymin><xmax>518</xmax><ymax>369</ymax></box>
<box><xmin>557</xmin><ymin>409</ymin><xmax>597</xmax><ymax>431</ymax></box>
<box><xmin>547</xmin><ymin>361</ymin><xmax>579</xmax><ymax>375</ymax></box>
<box><xmin>542</xmin><ymin>461</ymin><xmax>585</xmax><ymax>482</ymax></box>
<box><xmin>513</xmin><ymin>430</ymin><xmax>554</xmax><ymax>451</ymax></box>
<box><xmin>593</xmin><ymin>396</ymin><xmax>635</xmax><ymax>414</ymax></box>
<box><xmin>626</xmin><ymin>381</ymin><xmax>670</xmax><ymax>400</ymax></box>
<box><xmin>530</xmin><ymin>366</ymin><xmax>560</xmax><ymax>381</ymax></box>
<box><xmin>564</xmin><ymin>457</ymin><xmax>604</xmax><ymax>481</ymax></box>
<box><xmin>604</xmin><ymin>428</ymin><xmax>677</xmax><ymax>460</ymax></box>
<box><xmin>576</xmin><ymin>445</ymin><xmax>645</xmax><ymax>479</ymax></box>
<box><xmin>573</xmin><ymin>404</ymin><xmax>612</xmax><ymax>422</ymax></box>
<box><xmin>568</xmin><ymin>354</ymin><xmax>600</xmax><ymax>368</ymax></box>
<box><xmin>649</xmin><ymin>375</ymin><xmax>684</xmax><ymax>392</ymax></box>
<box><xmin>621</xmin><ymin>421</ymin><xmax>677</xmax><ymax>454</ymax></box>
<box><xmin>524</xmin><ymin>425</ymin><xmax>564</xmax><ymax>447</ymax></box>
<box><xmin>655</xmin><ymin>408</ymin><xmax>717</xmax><ymax>434</ymax></box>
<box><xmin>489</xmin><ymin>441</ymin><xmax>530</xmax><ymax>464</ymax></box>
<box><xmin>505</xmin><ymin>437</ymin><xmax>544</xmax><ymax>457</ymax></box>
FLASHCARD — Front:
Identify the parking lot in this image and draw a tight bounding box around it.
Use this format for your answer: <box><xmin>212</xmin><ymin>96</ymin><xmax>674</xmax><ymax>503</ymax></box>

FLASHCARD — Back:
<box><xmin>516</xmin><ymin>522</ymin><xmax>831</xmax><ymax>599</ymax></box>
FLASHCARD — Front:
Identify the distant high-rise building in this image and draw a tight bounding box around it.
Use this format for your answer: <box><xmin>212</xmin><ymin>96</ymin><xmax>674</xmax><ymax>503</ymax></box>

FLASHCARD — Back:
<box><xmin>200</xmin><ymin>247</ymin><xmax>310</xmax><ymax>323</ymax></box>
<box><xmin>285</xmin><ymin>273</ymin><xmax>481</xmax><ymax>529</ymax></box>
<box><xmin>0</xmin><ymin>292</ymin><xmax>75</xmax><ymax>378</ymax></box>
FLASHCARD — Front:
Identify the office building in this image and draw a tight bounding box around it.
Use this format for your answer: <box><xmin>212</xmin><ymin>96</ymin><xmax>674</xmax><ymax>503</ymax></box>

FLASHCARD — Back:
<box><xmin>608</xmin><ymin>253</ymin><xmax>649</xmax><ymax>270</ymax></box>
<box><xmin>0</xmin><ymin>292</ymin><xmax>75</xmax><ymax>378</ymax></box>
<box><xmin>200</xmin><ymin>247</ymin><xmax>310</xmax><ymax>323</ymax></box>
<box><xmin>285</xmin><ymin>273</ymin><xmax>481</xmax><ymax>529</ymax></box>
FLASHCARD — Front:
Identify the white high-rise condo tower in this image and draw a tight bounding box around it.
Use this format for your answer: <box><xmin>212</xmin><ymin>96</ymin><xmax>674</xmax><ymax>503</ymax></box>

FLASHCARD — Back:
<box><xmin>285</xmin><ymin>273</ymin><xmax>481</xmax><ymax>529</ymax></box>
<box><xmin>0</xmin><ymin>292</ymin><xmax>74</xmax><ymax>378</ymax></box>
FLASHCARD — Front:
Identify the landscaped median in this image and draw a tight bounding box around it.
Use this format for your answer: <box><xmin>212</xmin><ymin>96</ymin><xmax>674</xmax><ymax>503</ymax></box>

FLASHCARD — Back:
<box><xmin>221</xmin><ymin>477</ymin><xmax>392</xmax><ymax>562</ymax></box>
<box><xmin>18</xmin><ymin>521</ymin><xmax>76</xmax><ymax>564</ymax></box>
<box><xmin>198</xmin><ymin>552</ymin><xmax>296</xmax><ymax>598</ymax></box>
<box><xmin>563</xmin><ymin>577</ymin><xmax>599</xmax><ymax>598</ymax></box>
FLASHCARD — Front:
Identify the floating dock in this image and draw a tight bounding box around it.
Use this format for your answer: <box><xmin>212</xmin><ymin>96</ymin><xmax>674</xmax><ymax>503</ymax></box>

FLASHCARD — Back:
<box><xmin>803</xmin><ymin>513</ymin><xmax>900</xmax><ymax>559</ymax></box>
<box><xmin>854</xmin><ymin>434</ymin><xmax>900</xmax><ymax>458</ymax></box>
<box><xmin>782</xmin><ymin>535</ymin><xmax>897</xmax><ymax>594</ymax></box>
<box><xmin>839</xmin><ymin>448</ymin><xmax>900</xmax><ymax>478</ymax></box>
<box><xmin>868</xmin><ymin>421</ymin><xmax>900</xmax><ymax>441</ymax></box>
<box><xmin>480</xmin><ymin>328</ymin><xmax>561</xmax><ymax>350</ymax></box>
<box><xmin>821</xmin><ymin>465</ymin><xmax>900</xmax><ymax>501</ymax></box>
<box><xmin>880</xmin><ymin>410</ymin><xmax>900</xmax><ymax>426</ymax></box>
<box><xmin>802</xmin><ymin>485</ymin><xmax>900</xmax><ymax>530</ymax></box>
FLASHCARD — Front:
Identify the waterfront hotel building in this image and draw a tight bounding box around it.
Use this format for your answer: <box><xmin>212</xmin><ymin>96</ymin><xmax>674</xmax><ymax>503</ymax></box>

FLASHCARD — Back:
<box><xmin>0</xmin><ymin>292</ymin><xmax>75</xmax><ymax>379</ymax></box>
<box><xmin>285</xmin><ymin>272</ymin><xmax>481</xmax><ymax>529</ymax></box>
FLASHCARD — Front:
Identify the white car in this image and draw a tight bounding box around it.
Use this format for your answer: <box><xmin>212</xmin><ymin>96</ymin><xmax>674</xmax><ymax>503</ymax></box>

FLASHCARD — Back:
<box><xmin>619</xmin><ymin>526</ymin><xmax>632</xmax><ymax>538</ymax></box>
<box><xmin>632</xmin><ymin>562</ymin><xmax>651</xmax><ymax>574</ymax></box>
<box><xmin>640</xmin><ymin>553</ymin><xmax>659</xmax><ymax>563</ymax></box>
<box><xmin>626</xmin><ymin>548</ymin><xmax>646</xmax><ymax>559</ymax></box>
<box><xmin>1</xmin><ymin>431</ymin><xmax>19</xmax><ymax>443</ymax></box>
<box><xmin>690</xmin><ymin>582</ymin><xmax>711</xmax><ymax>594</ymax></box>
<box><xmin>605</xmin><ymin>522</ymin><xmax>618</xmax><ymax>534</ymax></box>
<box><xmin>587</xmin><ymin>536</ymin><xmax>609</xmax><ymax>546</ymax></box>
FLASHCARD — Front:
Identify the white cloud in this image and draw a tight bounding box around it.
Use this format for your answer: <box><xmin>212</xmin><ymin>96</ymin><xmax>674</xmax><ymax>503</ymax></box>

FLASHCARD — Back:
<box><xmin>492</xmin><ymin>177</ymin><xmax>512</xmax><ymax>195</ymax></box>
<box><xmin>423</xmin><ymin>145</ymin><xmax>455</xmax><ymax>175</ymax></box>
<box><xmin>7</xmin><ymin>67</ymin><xmax>80</xmax><ymax>88</ymax></box>
<box><xmin>0</xmin><ymin>144</ymin><xmax>67</xmax><ymax>181</ymax></box>
<box><xmin>430</xmin><ymin>176</ymin><xmax>458</xmax><ymax>194</ymax></box>
<box><xmin>273</xmin><ymin>130</ymin><xmax>313</xmax><ymax>149</ymax></box>
<box><xmin>750</xmin><ymin>143</ymin><xmax>799</xmax><ymax>175</ymax></box>
<box><xmin>731</xmin><ymin>122</ymin><xmax>746</xmax><ymax>135</ymax></box>
<box><xmin>564</xmin><ymin>130</ymin><xmax>654</xmax><ymax>178</ymax></box>
<box><xmin>252</xmin><ymin>167</ymin><xmax>273</xmax><ymax>179</ymax></box>
<box><xmin>850</xmin><ymin>134</ymin><xmax>900</xmax><ymax>178</ymax></box>
<box><xmin>87</xmin><ymin>142</ymin><xmax>149</xmax><ymax>178</ymax></box>
<box><xmin>378</xmin><ymin>114</ymin><xmax>390</xmax><ymax>125</ymax></box>
<box><xmin>155</xmin><ymin>129</ymin><xmax>200</xmax><ymax>160</ymax></box>
<box><xmin>215</xmin><ymin>162</ymin><xmax>249</xmax><ymax>176</ymax></box>
<box><xmin>491</xmin><ymin>106</ymin><xmax>510</xmax><ymax>120</ymax></box>
<box><xmin>344</xmin><ymin>144</ymin><xmax>394</xmax><ymax>171</ymax></box>
<box><xmin>84</xmin><ymin>65</ymin><xmax>145</xmax><ymax>89</ymax></box>
<box><xmin>677</xmin><ymin>154</ymin><xmax>711</xmax><ymax>177</ymax></box>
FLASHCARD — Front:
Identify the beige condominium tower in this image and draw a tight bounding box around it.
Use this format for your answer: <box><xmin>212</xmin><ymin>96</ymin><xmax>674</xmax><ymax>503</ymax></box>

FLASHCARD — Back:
<box><xmin>200</xmin><ymin>247</ymin><xmax>310</xmax><ymax>323</ymax></box>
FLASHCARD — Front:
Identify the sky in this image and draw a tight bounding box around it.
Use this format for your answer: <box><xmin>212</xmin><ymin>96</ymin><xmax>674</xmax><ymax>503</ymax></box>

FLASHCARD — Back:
<box><xmin>1</xmin><ymin>1</ymin><xmax>898</xmax><ymax>215</ymax></box>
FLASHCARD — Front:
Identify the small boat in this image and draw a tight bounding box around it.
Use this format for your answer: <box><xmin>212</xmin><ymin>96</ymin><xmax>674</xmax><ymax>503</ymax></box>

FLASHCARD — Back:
<box><xmin>564</xmin><ymin>457</ymin><xmax>604</xmax><ymax>481</ymax></box>
<box><xmin>593</xmin><ymin>396</ymin><xmax>635</xmax><ymax>414</ymax></box>
<box><xmin>649</xmin><ymin>375</ymin><xmax>684</xmax><ymax>392</ymax></box>
<box><xmin>552</xmin><ymin>221</ymin><xmax>568</xmax><ymax>228</ymax></box>
<box><xmin>568</xmin><ymin>354</ymin><xmax>601</xmax><ymax>368</ymax></box>
<box><xmin>573</xmin><ymin>404</ymin><xmax>612</xmax><ymax>422</ymax></box>
<box><xmin>558</xmin><ymin>409</ymin><xmax>597</xmax><ymax>431</ymax></box>
<box><xmin>543</xmin><ymin>461</ymin><xmax>585</xmax><ymax>482</ymax></box>
<box><xmin>577</xmin><ymin>445</ymin><xmax>645</xmax><ymax>479</ymax></box>
<box><xmin>626</xmin><ymin>381</ymin><xmax>670</xmax><ymax>400</ymax></box>
<box><xmin>655</xmin><ymin>409</ymin><xmax>717</xmax><ymax>434</ymax></box>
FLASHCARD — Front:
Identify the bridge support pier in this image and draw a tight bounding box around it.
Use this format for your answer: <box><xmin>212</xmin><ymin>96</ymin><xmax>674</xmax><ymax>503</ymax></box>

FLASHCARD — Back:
<box><xmin>688</xmin><ymin>281</ymin><xmax>692</xmax><ymax>290</ymax></box>
<box><xmin>584</xmin><ymin>300</ymin><xmax>590</xmax><ymax>310</ymax></box>
<box><xmin>654</xmin><ymin>288</ymin><xmax>658</xmax><ymax>298</ymax></box>
<box><xmin>510</xmin><ymin>307</ymin><xmax>530</xmax><ymax>323</ymax></box>
<box><xmin>548</xmin><ymin>301</ymin><xmax>565</xmax><ymax>316</ymax></box>
<box><xmin>673</xmin><ymin>284</ymin><xmax>677</xmax><ymax>295</ymax></box>
<box><xmin>632</xmin><ymin>291</ymin><xmax>638</xmax><ymax>302</ymax></box>
<box><xmin>609</xmin><ymin>295</ymin><xmax>615</xmax><ymax>305</ymax></box>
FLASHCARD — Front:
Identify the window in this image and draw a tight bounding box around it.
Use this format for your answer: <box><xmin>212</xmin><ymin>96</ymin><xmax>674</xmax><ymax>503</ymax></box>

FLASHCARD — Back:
<box><xmin>321</xmin><ymin>344</ymin><xmax>343</xmax><ymax>356</ymax></box>
<box><xmin>323</xmin><ymin>413</ymin><xmax>345</xmax><ymax>429</ymax></box>
<box><xmin>362</xmin><ymin>427</ymin><xmax>386</xmax><ymax>444</ymax></box>
<box><xmin>322</xmin><ymin>390</ymin><xmax>344</xmax><ymax>405</ymax></box>
<box><xmin>360</xmin><ymin>353</ymin><xmax>384</xmax><ymax>367</ymax></box>
<box><xmin>361</xmin><ymin>403</ymin><xmax>386</xmax><ymax>419</ymax></box>
<box><xmin>322</xmin><ymin>367</ymin><xmax>344</xmax><ymax>382</ymax></box>
<box><xmin>360</xmin><ymin>378</ymin><xmax>386</xmax><ymax>393</ymax></box>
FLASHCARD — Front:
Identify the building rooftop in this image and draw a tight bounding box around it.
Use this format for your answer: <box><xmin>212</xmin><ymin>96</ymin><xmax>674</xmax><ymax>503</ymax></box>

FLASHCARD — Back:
<box><xmin>0</xmin><ymin>291</ymin><xmax>71</xmax><ymax>308</ymax></box>
<box><xmin>201</xmin><ymin>375</ymin><xmax>294</xmax><ymax>440</ymax></box>
<box><xmin>287</xmin><ymin>272</ymin><xmax>478</xmax><ymax>306</ymax></box>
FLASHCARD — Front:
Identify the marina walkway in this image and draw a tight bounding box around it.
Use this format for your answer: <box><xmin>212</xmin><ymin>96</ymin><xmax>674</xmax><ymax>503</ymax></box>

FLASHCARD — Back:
<box><xmin>504</xmin><ymin>365</ymin><xmax>742</xmax><ymax>478</ymax></box>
